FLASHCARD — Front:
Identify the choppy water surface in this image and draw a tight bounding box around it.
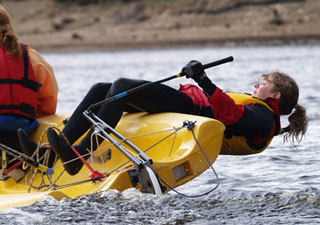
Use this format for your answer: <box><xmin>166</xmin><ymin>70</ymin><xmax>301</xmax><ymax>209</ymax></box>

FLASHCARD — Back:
<box><xmin>1</xmin><ymin>45</ymin><xmax>320</xmax><ymax>225</ymax></box>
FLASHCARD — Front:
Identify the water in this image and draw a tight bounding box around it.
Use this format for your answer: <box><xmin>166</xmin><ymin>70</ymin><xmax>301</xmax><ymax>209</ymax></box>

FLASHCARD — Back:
<box><xmin>1</xmin><ymin>44</ymin><xmax>320</xmax><ymax>224</ymax></box>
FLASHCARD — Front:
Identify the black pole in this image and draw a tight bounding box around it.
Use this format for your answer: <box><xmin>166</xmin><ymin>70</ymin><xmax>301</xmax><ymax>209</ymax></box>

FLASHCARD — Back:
<box><xmin>87</xmin><ymin>56</ymin><xmax>234</xmax><ymax>111</ymax></box>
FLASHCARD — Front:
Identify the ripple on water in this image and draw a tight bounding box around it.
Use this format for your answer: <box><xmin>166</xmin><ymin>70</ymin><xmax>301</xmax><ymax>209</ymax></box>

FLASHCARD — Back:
<box><xmin>1</xmin><ymin>187</ymin><xmax>316</xmax><ymax>225</ymax></box>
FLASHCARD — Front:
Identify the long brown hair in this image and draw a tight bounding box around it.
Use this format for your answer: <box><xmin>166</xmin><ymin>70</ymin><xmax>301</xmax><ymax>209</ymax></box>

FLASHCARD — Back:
<box><xmin>0</xmin><ymin>4</ymin><xmax>20</xmax><ymax>56</ymax></box>
<box><xmin>264</xmin><ymin>72</ymin><xmax>308</xmax><ymax>143</ymax></box>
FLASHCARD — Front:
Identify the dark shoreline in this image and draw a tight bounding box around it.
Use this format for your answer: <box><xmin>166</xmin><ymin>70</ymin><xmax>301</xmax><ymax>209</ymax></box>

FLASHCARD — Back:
<box><xmin>35</xmin><ymin>34</ymin><xmax>320</xmax><ymax>52</ymax></box>
<box><xmin>5</xmin><ymin>0</ymin><xmax>320</xmax><ymax>53</ymax></box>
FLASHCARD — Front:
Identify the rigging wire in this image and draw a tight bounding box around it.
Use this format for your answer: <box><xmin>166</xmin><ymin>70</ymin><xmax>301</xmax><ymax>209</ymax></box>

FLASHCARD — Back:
<box><xmin>11</xmin><ymin>120</ymin><xmax>220</xmax><ymax>198</ymax></box>
<box><xmin>158</xmin><ymin>121</ymin><xmax>220</xmax><ymax>198</ymax></box>
<box><xmin>21</xmin><ymin>124</ymin><xmax>184</xmax><ymax>191</ymax></box>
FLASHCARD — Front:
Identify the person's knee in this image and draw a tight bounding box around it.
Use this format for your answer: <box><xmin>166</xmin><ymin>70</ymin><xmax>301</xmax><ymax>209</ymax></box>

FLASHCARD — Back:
<box><xmin>84</xmin><ymin>82</ymin><xmax>110</xmax><ymax>101</ymax></box>
<box><xmin>111</xmin><ymin>78</ymin><xmax>143</xmax><ymax>94</ymax></box>
<box><xmin>88</xmin><ymin>82</ymin><xmax>110</xmax><ymax>94</ymax></box>
<box><xmin>90</xmin><ymin>82</ymin><xmax>109</xmax><ymax>91</ymax></box>
<box><xmin>113</xmin><ymin>78</ymin><xmax>132</xmax><ymax>88</ymax></box>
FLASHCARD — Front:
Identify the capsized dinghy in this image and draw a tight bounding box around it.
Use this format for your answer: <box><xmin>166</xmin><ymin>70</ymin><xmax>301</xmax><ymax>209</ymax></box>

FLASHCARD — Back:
<box><xmin>0</xmin><ymin>112</ymin><xmax>225</xmax><ymax>210</ymax></box>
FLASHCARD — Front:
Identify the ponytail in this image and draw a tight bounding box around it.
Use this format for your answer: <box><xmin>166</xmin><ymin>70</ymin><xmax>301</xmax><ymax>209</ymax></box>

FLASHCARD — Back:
<box><xmin>265</xmin><ymin>71</ymin><xmax>309</xmax><ymax>144</ymax></box>
<box><xmin>0</xmin><ymin>4</ymin><xmax>20</xmax><ymax>56</ymax></box>
<box><xmin>280</xmin><ymin>104</ymin><xmax>308</xmax><ymax>144</ymax></box>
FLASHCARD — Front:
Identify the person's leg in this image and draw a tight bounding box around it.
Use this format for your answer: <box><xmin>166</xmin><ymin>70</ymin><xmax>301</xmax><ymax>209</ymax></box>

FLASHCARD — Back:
<box><xmin>72</xmin><ymin>78</ymin><xmax>148</xmax><ymax>152</ymax></box>
<box><xmin>126</xmin><ymin>82</ymin><xmax>194</xmax><ymax>114</ymax></box>
<box><xmin>17</xmin><ymin>129</ymin><xmax>56</xmax><ymax>167</ymax></box>
<box><xmin>18</xmin><ymin>82</ymin><xmax>112</xmax><ymax>174</ymax></box>
<box><xmin>0</xmin><ymin>132</ymin><xmax>21</xmax><ymax>167</ymax></box>
<box><xmin>48</xmin><ymin>78</ymin><xmax>193</xmax><ymax>175</ymax></box>
<box><xmin>76</xmin><ymin>78</ymin><xmax>194</xmax><ymax>150</ymax></box>
<box><xmin>95</xmin><ymin>78</ymin><xmax>193</xmax><ymax>126</ymax></box>
<box><xmin>62</xmin><ymin>82</ymin><xmax>112</xmax><ymax>144</ymax></box>
<box><xmin>47</xmin><ymin>82</ymin><xmax>112</xmax><ymax>175</ymax></box>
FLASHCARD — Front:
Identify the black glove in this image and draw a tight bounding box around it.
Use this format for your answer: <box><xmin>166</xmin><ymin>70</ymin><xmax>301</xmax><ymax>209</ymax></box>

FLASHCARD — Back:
<box><xmin>182</xmin><ymin>60</ymin><xmax>217</xmax><ymax>97</ymax></box>
<box><xmin>182</xmin><ymin>60</ymin><xmax>207</xmax><ymax>83</ymax></box>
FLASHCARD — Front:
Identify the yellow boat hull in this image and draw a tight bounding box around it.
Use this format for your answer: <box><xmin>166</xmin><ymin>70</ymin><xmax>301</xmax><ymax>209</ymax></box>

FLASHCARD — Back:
<box><xmin>0</xmin><ymin>112</ymin><xmax>225</xmax><ymax>210</ymax></box>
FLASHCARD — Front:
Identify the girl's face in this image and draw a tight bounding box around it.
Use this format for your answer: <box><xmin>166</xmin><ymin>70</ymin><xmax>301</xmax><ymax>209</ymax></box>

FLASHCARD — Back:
<box><xmin>252</xmin><ymin>75</ymin><xmax>279</xmax><ymax>100</ymax></box>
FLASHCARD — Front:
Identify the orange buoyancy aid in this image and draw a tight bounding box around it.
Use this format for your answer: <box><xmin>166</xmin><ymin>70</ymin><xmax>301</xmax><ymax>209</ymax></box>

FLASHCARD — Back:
<box><xmin>220</xmin><ymin>92</ymin><xmax>276</xmax><ymax>155</ymax></box>
<box><xmin>0</xmin><ymin>44</ymin><xmax>39</xmax><ymax>119</ymax></box>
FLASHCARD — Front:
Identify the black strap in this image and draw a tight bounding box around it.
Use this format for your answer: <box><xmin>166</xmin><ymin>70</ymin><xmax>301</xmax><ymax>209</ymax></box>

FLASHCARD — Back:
<box><xmin>20</xmin><ymin>44</ymin><xmax>39</xmax><ymax>92</ymax></box>
<box><xmin>0</xmin><ymin>78</ymin><xmax>38</xmax><ymax>92</ymax></box>
<box><xmin>20</xmin><ymin>43</ymin><xmax>29</xmax><ymax>79</ymax></box>
<box><xmin>0</xmin><ymin>102</ymin><xmax>36</xmax><ymax>117</ymax></box>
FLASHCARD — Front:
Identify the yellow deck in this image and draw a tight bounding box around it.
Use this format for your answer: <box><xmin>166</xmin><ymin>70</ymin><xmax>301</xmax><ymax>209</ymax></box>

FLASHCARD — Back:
<box><xmin>0</xmin><ymin>112</ymin><xmax>225</xmax><ymax>210</ymax></box>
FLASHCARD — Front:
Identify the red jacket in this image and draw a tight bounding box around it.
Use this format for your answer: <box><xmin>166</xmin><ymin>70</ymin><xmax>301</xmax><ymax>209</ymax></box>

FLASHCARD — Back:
<box><xmin>0</xmin><ymin>44</ymin><xmax>38</xmax><ymax>119</ymax></box>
